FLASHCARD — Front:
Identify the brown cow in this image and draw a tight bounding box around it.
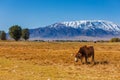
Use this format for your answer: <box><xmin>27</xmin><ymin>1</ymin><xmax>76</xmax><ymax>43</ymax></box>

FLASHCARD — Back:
<box><xmin>75</xmin><ymin>45</ymin><xmax>95</xmax><ymax>64</ymax></box>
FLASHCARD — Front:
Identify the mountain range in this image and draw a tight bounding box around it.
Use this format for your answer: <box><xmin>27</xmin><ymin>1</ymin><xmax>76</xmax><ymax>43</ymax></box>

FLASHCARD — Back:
<box><xmin>29</xmin><ymin>20</ymin><xmax>120</xmax><ymax>40</ymax></box>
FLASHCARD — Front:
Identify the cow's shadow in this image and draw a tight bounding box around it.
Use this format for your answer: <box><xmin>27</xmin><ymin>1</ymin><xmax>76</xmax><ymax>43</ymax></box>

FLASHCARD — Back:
<box><xmin>81</xmin><ymin>60</ymin><xmax>109</xmax><ymax>65</ymax></box>
<box><xmin>93</xmin><ymin>60</ymin><xmax>109</xmax><ymax>65</ymax></box>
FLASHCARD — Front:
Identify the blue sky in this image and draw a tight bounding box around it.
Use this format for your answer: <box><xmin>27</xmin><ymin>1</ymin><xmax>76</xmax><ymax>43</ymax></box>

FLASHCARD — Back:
<box><xmin>0</xmin><ymin>0</ymin><xmax>120</xmax><ymax>32</ymax></box>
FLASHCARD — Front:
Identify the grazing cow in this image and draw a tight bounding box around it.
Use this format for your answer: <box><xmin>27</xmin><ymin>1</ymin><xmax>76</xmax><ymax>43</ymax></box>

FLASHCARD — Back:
<box><xmin>75</xmin><ymin>45</ymin><xmax>94</xmax><ymax>64</ymax></box>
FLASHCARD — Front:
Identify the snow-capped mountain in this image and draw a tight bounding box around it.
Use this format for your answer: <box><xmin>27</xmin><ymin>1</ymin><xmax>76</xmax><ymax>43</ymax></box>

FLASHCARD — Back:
<box><xmin>29</xmin><ymin>20</ymin><xmax>120</xmax><ymax>40</ymax></box>
<box><xmin>50</xmin><ymin>20</ymin><xmax>120</xmax><ymax>32</ymax></box>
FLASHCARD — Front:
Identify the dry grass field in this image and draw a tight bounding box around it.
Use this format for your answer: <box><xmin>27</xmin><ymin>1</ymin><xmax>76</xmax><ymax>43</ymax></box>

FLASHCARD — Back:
<box><xmin>0</xmin><ymin>41</ymin><xmax>120</xmax><ymax>80</ymax></box>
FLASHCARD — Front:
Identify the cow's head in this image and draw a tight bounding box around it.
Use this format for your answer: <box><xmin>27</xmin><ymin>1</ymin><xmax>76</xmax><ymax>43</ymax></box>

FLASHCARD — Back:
<box><xmin>74</xmin><ymin>52</ymin><xmax>82</xmax><ymax>62</ymax></box>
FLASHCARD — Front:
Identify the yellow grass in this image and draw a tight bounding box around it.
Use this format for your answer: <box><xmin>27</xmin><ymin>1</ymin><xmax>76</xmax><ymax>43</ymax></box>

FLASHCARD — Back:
<box><xmin>0</xmin><ymin>41</ymin><xmax>120</xmax><ymax>80</ymax></box>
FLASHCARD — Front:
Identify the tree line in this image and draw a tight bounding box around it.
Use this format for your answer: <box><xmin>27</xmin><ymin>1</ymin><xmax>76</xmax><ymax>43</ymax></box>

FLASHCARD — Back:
<box><xmin>0</xmin><ymin>25</ymin><xmax>29</xmax><ymax>41</ymax></box>
<box><xmin>110</xmin><ymin>38</ymin><xmax>120</xmax><ymax>42</ymax></box>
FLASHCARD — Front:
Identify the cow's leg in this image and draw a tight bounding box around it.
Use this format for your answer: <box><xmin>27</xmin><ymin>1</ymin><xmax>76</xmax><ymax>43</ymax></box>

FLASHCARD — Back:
<box><xmin>92</xmin><ymin>53</ymin><xmax>95</xmax><ymax>63</ymax></box>
<box><xmin>80</xmin><ymin>57</ymin><xmax>83</xmax><ymax>64</ymax></box>
<box><xmin>85</xmin><ymin>56</ymin><xmax>88</xmax><ymax>64</ymax></box>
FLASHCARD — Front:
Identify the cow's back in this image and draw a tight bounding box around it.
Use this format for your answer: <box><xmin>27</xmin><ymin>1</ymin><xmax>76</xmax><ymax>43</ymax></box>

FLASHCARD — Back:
<box><xmin>84</xmin><ymin>46</ymin><xmax>94</xmax><ymax>57</ymax></box>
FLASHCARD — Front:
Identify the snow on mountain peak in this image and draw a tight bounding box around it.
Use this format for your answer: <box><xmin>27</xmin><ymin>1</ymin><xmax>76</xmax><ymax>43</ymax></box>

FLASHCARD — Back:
<box><xmin>59</xmin><ymin>20</ymin><xmax>120</xmax><ymax>32</ymax></box>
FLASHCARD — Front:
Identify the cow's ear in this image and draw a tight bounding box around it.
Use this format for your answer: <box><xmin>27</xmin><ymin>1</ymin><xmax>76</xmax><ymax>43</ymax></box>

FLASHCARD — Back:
<box><xmin>78</xmin><ymin>53</ymin><xmax>82</xmax><ymax>55</ymax></box>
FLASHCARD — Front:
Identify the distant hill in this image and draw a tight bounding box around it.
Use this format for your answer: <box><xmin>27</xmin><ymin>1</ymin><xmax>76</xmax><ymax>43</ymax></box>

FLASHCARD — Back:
<box><xmin>29</xmin><ymin>20</ymin><xmax>120</xmax><ymax>40</ymax></box>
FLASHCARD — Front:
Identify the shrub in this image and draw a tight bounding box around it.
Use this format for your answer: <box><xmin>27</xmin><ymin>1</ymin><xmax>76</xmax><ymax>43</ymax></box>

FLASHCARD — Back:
<box><xmin>110</xmin><ymin>38</ymin><xmax>120</xmax><ymax>42</ymax></box>
<box><xmin>0</xmin><ymin>31</ymin><xmax>6</xmax><ymax>40</ymax></box>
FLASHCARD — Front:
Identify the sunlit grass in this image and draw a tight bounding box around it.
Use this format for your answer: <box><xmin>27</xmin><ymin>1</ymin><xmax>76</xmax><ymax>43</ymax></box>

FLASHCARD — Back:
<box><xmin>0</xmin><ymin>41</ymin><xmax>120</xmax><ymax>80</ymax></box>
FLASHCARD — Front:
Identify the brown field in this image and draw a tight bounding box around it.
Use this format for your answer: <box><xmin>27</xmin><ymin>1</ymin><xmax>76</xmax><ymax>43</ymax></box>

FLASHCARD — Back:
<box><xmin>0</xmin><ymin>41</ymin><xmax>120</xmax><ymax>80</ymax></box>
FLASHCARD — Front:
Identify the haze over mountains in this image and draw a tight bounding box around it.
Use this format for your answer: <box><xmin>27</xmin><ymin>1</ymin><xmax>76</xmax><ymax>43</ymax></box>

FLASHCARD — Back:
<box><xmin>29</xmin><ymin>20</ymin><xmax>120</xmax><ymax>40</ymax></box>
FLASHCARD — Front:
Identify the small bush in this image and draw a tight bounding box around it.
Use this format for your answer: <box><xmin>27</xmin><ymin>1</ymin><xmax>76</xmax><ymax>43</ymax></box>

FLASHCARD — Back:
<box><xmin>0</xmin><ymin>31</ymin><xmax>6</xmax><ymax>40</ymax></box>
<box><xmin>110</xmin><ymin>38</ymin><xmax>120</xmax><ymax>42</ymax></box>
